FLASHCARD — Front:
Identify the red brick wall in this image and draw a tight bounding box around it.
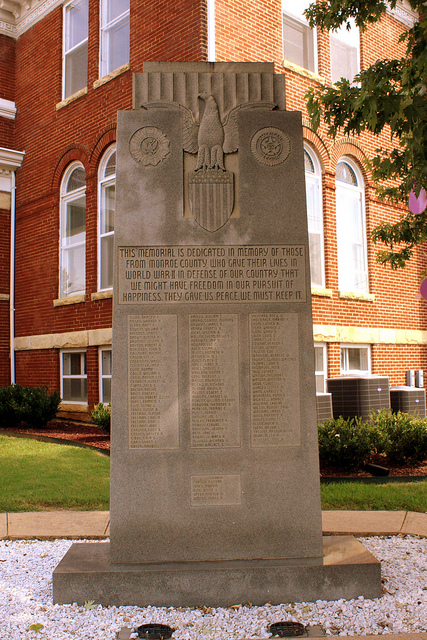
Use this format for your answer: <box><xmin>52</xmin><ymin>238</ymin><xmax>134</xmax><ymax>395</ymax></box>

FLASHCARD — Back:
<box><xmin>6</xmin><ymin>2</ymin><xmax>427</xmax><ymax>403</ymax></box>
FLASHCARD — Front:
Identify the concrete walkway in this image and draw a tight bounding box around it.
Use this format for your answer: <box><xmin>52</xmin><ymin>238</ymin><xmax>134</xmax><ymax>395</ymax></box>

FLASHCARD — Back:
<box><xmin>1</xmin><ymin>510</ymin><xmax>427</xmax><ymax>540</ymax></box>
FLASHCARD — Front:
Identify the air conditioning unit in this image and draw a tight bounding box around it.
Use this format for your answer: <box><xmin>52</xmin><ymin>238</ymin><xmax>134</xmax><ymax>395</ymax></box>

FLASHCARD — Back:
<box><xmin>316</xmin><ymin>392</ymin><xmax>333</xmax><ymax>423</ymax></box>
<box><xmin>390</xmin><ymin>386</ymin><xmax>426</xmax><ymax>418</ymax></box>
<box><xmin>326</xmin><ymin>375</ymin><xmax>390</xmax><ymax>420</ymax></box>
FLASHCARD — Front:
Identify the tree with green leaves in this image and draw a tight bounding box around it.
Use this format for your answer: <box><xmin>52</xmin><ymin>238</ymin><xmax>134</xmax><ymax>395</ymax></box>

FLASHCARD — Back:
<box><xmin>304</xmin><ymin>0</ymin><xmax>427</xmax><ymax>270</ymax></box>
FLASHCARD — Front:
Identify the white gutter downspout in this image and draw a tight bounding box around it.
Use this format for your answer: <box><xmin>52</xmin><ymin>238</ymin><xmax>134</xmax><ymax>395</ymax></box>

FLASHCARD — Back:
<box><xmin>0</xmin><ymin>146</ymin><xmax>25</xmax><ymax>385</ymax></box>
<box><xmin>10</xmin><ymin>170</ymin><xmax>16</xmax><ymax>384</ymax></box>
<box><xmin>207</xmin><ymin>0</ymin><xmax>215</xmax><ymax>61</ymax></box>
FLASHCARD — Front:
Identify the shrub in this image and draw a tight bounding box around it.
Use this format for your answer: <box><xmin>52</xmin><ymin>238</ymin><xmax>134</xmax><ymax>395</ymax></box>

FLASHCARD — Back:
<box><xmin>371</xmin><ymin>409</ymin><xmax>427</xmax><ymax>464</ymax></box>
<box><xmin>0</xmin><ymin>384</ymin><xmax>61</xmax><ymax>429</ymax></box>
<box><xmin>91</xmin><ymin>403</ymin><xmax>111</xmax><ymax>433</ymax></box>
<box><xmin>318</xmin><ymin>416</ymin><xmax>373</xmax><ymax>471</ymax></box>
<box><xmin>19</xmin><ymin>386</ymin><xmax>61</xmax><ymax>428</ymax></box>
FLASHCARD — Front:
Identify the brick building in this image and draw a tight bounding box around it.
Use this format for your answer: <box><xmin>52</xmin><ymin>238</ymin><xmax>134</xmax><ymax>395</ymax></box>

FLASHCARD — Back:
<box><xmin>0</xmin><ymin>0</ymin><xmax>424</xmax><ymax>419</ymax></box>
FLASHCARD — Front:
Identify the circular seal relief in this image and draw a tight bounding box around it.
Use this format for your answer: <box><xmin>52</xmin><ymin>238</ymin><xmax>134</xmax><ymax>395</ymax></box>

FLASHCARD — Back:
<box><xmin>250</xmin><ymin>127</ymin><xmax>291</xmax><ymax>166</ymax></box>
<box><xmin>129</xmin><ymin>126</ymin><xmax>170</xmax><ymax>166</ymax></box>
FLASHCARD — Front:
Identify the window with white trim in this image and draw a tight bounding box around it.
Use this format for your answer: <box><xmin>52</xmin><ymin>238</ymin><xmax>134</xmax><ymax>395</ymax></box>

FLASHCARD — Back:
<box><xmin>340</xmin><ymin>344</ymin><xmax>371</xmax><ymax>375</ymax></box>
<box><xmin>282</xmin><ymin>0</ymin><xmax>316</xmax><ymax>72</ymax></box>
<box><xmin>63</xmin><ymin>0</ymin><xmax>88</xmax><ymax>99</ymax></box>
<box><xmin>100</xmin><ymin>0</ymin><xmax>130</xmax><ymax>77</ymax></box>
<box><xmin>99</xmin><ymin>348</ymin><xmax>112</xmax><ymax>404</ymax></box>
<box><xmin>304</xmin><ymin>146</ymin><xmax>324</xmax><ymax>287</ymax></box>
<box><xmin>61</xmin><ymin>350</ymin><xmax>87</xmax><ymax>403</ymax></box>
<box><xmin>336</xmin><ymin>158</ymin><xmax>368</xmax><ymax>293</ymax></box>
<box><xmin>314</xmin><ymin>344</ymin><xmax>327</xmax><ymax>392</ymax></box>
<box><xmin>330</xmin><ymin>19</ymin><xmax>360</xmax><ymax>84</ymax></box>
<box><xmin>60</xmin><ymin>163</ymin><xmax>86</xmax><ymax>298</ymax></box>
<box><xmin>98</xmin><ymin>146</ymin><xmax>116</xmax><ymax>290</ymax></box>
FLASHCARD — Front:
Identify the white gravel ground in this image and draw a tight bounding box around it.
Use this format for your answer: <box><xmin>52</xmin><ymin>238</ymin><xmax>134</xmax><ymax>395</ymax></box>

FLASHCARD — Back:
<box><xmin>1</xmin><ymin>535</ymin><xmax>426</xmax><ymax>640</ymax></box>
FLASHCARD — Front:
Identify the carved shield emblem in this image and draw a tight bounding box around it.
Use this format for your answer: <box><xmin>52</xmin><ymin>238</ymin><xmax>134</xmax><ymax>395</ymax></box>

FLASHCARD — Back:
<box><xmin>189</xmin><ymin>169</ymin><xmax>234</xmax><ymax>232</ymax></box>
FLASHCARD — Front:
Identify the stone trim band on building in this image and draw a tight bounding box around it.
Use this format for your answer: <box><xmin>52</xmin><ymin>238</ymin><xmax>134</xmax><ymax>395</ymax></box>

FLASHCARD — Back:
<box><xmin>14</xmin><ymin>328</ymin><xmax>112</xmax><ymax>351</ymax></box>
<box><xmin>13</xmin><ymin>325</ymin><xmax>427</xmax><ymax>352</ymax></box>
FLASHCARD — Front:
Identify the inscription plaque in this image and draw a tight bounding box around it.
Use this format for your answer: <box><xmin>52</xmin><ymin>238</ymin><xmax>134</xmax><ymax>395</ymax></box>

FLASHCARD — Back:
<box><xmin>190</xmin><ymin>474</ymin><xmax>242</xmax><ymax>506</ymax></box>
<box><xmin>128</xmin><ymin>315</ymin><xmax>179</xmax><ymax>449</ymax></box>
<box><xmin>118</xmin><ymin>245</ymin><xmax>306</xmax><ymax>304</ymax></box>
<box><xmin>190</xmin><ymin>314</ymin><xmax>240</xmax><ymax>448</ymax></box>
<box><xmin>250</xmin><ymin>313</ymin><xmax>300</xmax><ymax>447</ymax></box>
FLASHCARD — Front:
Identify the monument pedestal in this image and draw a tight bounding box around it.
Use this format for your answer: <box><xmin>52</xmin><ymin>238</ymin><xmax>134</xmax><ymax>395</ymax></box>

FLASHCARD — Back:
<box><xmin>53</xmin><ymin>536</ymin><xmax>381</xmax><ymax>607</ymax></box>
<box><xmin>53</xmin><ymin>62</ymin><xmax>382</xmax><ymax>607</ymax></box>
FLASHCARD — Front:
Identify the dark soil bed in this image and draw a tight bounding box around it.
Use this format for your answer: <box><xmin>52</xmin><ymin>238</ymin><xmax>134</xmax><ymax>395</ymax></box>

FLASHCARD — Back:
<box><xmin>3</xmin><ymin>420</ymin><xmax>110</xmax><ymax>451</ymax></box>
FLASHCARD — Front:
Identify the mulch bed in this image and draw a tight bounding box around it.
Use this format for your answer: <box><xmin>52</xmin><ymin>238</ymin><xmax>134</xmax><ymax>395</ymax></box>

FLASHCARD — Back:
<box><xmin>3</xmin><ymin>420</ymin><xmax>110</xmax><ymax>451</ymax></box>
<box><xmin>4</xmin><ymin>421</ymin><xmax>427</xmax><ymax>477</ymax></box>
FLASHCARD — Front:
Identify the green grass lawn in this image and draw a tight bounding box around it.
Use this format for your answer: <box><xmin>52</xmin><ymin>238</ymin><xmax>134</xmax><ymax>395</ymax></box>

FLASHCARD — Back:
<box><xmin>320</xmin><ymin>479</ymin><xmax>427</xmax><ymax>512</ymax></box>
<box><xmin>0</xmin><ymin>434</ymin><xmax>110</xmax><ymax>512</ymax></box>
<box><xmin>1</xmin><ymin>433</ymin><xmax>427</xmax><ymax>513</ymax></box>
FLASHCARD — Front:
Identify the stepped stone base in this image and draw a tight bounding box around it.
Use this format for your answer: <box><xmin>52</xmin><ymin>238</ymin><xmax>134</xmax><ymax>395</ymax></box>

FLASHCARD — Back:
<box><xmin>53</xmin><ymin>536</ymin><xmax>381</xmax><ymax>607</ymax></box>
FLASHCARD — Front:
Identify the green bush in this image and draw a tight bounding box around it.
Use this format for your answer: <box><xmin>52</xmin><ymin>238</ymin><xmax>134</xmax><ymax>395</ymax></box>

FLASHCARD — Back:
<box><xmin>91</xmin><ymin>403</ymin><xmax>111</xmax><ymax>433</ymax></box>
<box><xmin>0</xmin><ymin>384</ymin><xmax>61</xmax><ymax>429</ymax></box>
<box><xmin>371</xmin><ymin>409</ymin><xmax>427</xmax><ymax>464</ymax></box>
<box><xmin>318</xmin><ymin>416</ymin><xmax>373</xmax><ymax>471</ymax></box>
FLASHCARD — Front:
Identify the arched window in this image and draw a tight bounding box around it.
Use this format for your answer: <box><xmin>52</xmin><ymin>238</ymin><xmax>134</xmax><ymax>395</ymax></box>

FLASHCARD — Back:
<box><xmin>304</xmin><ymin>146</ymin><xmax>324</xmax><ymax>287</ymax></box>
<box><xmin>98</xmin><ymin>145</ymin><xmax>116</xmax><ymax>291</ymax></box>
<box><xmin>335</xmin><ymin>158</ymin><xmax>368</xmax><ymax>292</ymax></box>
<box><xmin>60</xmin><ymin>163</ymin><xmax>86</xmax><ymax>298</ymax></box>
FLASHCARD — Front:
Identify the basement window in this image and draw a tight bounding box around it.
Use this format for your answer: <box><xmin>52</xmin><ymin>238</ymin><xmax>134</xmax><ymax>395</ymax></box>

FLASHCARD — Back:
<box><xmin>340</xmin><ymin>344</ymin><xmax>371</xmax><ymax>375</ymax></box>
<box><xmin>61</xmin><ymin>350</ymin><xmax>87</xmax><ymax>403</ymax></box>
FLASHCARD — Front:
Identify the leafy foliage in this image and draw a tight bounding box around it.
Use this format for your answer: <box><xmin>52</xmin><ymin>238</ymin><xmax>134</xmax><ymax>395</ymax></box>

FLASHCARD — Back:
<box><xmin>91</xmin><ymin>402</ymin><xmax>111</xmax><ymax>433</ymax></box>
<box><xmin>318</xmin><ymin>415</ymin><xmax>373</xmax><ymax>470</ymax></box>
<box><xmin>319</xmin><ymin>410</ymin><xmax>427</xmax><ymax>469</ymax></box>
<box><xmin>305</xmin><ymin>0</ymin><xmax>427</xmax><ymax>269</ymax></box>
<box><xmin>0</xmin><ymin>384</ymin><xmax>61</xmax><ymax>429</ymax></box>
<box><xmin>371</xmin><ymin>409</ymin><xmax>427</xmax><ymax>464</ymax></box>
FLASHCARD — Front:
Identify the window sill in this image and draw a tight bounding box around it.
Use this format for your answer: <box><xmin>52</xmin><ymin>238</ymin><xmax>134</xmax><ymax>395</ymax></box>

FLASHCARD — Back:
<box><xmin>93</xmin><ymin>62</ymin><xmax>130</xmax><ymax>90</ymax></box>
<box><xmin>282</xmin><ymin>60</ymin><xmax>325</xmax><ymax>85</ymax></box>
<box><xmin>56</xmin><ymin>87</ymin><xmax>88</xmax><ymax>111</ymax></box>
<box><xmin>92</xmin><ymin>290</ymin><xmax>113</xmax><ymax>301</ymax></box>
<box><xmin>338</xmin><ymin>290</ymin><xmax>375</xmax><ymax>302</ymax></box>
<box><xmin>311</xmin><ymin>286</ymin><xmax>333</xmax><ymax>298</ymax></box>
<box><xmin>59</xmin><ymin>402</ymin><xmax>88</xmax><ymax>410</ymax></box>
<box><xmin>54</xmin><ymin>294</ymin><xmax>86</xmax><ymax>307</ymax></box>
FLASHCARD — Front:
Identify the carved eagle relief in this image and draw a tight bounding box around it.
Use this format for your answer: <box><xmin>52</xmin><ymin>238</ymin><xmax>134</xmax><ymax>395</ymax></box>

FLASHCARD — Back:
<box><xmin>140</xmin><ymin>95</ymin><xmax>276</xmax><ymax>231</ymax></box>
<box><xmin>180</xmin><ymin>93</ymin><xmax>276</xmax><ymax>170</ymax></box>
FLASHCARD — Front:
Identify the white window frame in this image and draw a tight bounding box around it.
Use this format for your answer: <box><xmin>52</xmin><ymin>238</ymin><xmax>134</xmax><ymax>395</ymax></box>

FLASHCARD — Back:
<box><xmin>336</xmin><ymin>157</ymin><xmax>368</xmax><ymax>293</ymax></box>
<box><xmin>99</xmin><ymin>347</ymin><xmax>112</xmax><ymax>404</ymax></box>
<box><xmin>304</xmin><ymin>144</ymin><xmax>324</xmax><ymax>288</ymax></box>
<box><xmin>330</xmin><ymin>18</ymin><xmax>360</xmax><ymax>84</ymax></box>
<box><xmin>282</xmin><ymin>0</ymin><xmax>318</xmax><ymax>73</ymax></box>
<box><xmin>59</xmin><ymin>162</ymin><xmax>86</xmax><ymax>299</ymax></box>
<box><xmin>60</xmin><ymin>349</ymin><xmax>87</xmax><ymax>404</ymax></box>
<box><xmin>100</xmin><ymin>0</ymin><xmax>130</xmax><ymax>77</ymax></box>
<box><xmin>314</xmin><ymin>343</ymin><xmax>327</xmax><ymax>393</ymax></box>
<box><xmin>340</xmin><ymin>344</ymin><xmax>371</xmax><ymax>375</ymax></box>
<box><xmin>63</xmin><ymin>0</ymin><xmax>89</xmax><ymax>99</ymax></box>
<box><xmin>98</xmin><ymin>145</ymin><xmax>116</xmax><ymax>291</ymax></box>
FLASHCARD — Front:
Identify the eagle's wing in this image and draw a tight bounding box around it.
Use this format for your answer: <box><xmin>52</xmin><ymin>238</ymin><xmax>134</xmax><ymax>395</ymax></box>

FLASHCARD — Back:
<box><xmin>222</xmin><ymin>102</ymin><xmax>276</xmax><ymax>154</ymax></box>
<box><xmin>140</xmin><ymin>101</ymin><xmax>199</xmax><ymax>154</ymax></box>
<box><xmin>180</xmin><ymin>105</ymin><xmax>199</xmax><ymax>154</ymax></box>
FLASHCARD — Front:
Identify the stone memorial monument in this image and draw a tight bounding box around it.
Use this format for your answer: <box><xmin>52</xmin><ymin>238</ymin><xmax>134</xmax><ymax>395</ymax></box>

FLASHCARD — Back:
<box><xmin>53</xmin><ymin>62</ymin><xmax>380</xmax><ymax>607</ymax></box>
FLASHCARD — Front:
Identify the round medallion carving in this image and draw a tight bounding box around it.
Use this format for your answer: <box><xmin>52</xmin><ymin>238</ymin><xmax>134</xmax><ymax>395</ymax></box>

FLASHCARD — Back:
<box><xmin>250</xmin><ymin>127</ymin><xmax>291</xmax><ymax>166</ymax></box>
<box><xmin>129</xmin><ymin>127</ymin><xmax>170</xmax><ymax>166</ymax></box>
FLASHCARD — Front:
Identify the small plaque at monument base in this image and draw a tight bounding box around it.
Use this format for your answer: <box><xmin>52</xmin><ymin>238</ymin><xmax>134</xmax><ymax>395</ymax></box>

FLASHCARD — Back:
<box><xmin>53</xmin><ymin>62</ymin><xmax>381</xmax><ymax>607</ymax></box>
